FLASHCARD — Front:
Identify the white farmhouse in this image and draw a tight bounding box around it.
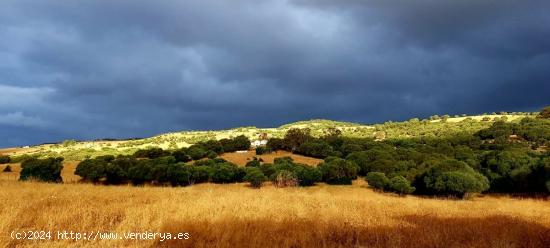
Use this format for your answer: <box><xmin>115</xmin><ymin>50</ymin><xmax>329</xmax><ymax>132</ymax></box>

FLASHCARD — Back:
<box><xmin>251</xmin><ymin>140</ymin><xmax>268</xmax><ymax>147</ymax></box>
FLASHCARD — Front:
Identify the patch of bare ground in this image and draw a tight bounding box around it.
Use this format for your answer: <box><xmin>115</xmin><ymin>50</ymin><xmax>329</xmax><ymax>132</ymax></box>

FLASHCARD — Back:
<box><xmin>221</xmin><ymin>150</ymin><xmax>322</xmax><ymax>166</ymax></box>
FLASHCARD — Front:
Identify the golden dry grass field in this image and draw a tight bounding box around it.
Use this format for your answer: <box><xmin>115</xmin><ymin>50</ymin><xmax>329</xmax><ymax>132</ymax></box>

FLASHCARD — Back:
<box><xmin>0</xmin><ymin>163</ymin><xmax>549</xmax><ymax>248</ymax></box>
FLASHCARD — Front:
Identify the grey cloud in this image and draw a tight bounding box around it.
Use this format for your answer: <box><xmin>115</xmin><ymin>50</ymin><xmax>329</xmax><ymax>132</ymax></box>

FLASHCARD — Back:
<box><xmin>0</xmin><ymin>0</ymin><xmax>549</xmax><ymax>147</ymax></box>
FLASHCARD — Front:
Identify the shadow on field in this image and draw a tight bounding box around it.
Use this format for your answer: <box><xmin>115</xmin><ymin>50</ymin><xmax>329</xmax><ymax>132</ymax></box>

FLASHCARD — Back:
<box><xmin>155</xmin><ymin>215</ymin><xmax>550</xmax><ymax>248</ymax></box>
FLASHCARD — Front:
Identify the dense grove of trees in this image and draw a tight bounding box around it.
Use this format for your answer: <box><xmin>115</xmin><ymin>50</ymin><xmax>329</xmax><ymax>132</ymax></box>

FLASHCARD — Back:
<box><xmin>19</xmin><ymin>157</ymin><xmax>64</xmax><ymax>183</ymax></box>
<box><xmin>75</xmin><ymin>155</ymin><xmax>245</xmax><ymax>186</ymax></box>
<box><xmin>133</xmin><ymin>135</ymin><xmax>251</xmax><ymax>162</ymax></box>
<box><xmin>259</xmin><ymin>114</ymin><xmax>550</xmax><ymax>197</ymax></box>
<box><xmin>74</xmin><ymin>155</ymin><xmax>326</xmax><ymax>188</ymax></box>
<box><xmin>11</xmin><ymin>107</ymin><xmax>550</xmax><ymax>199</ymax></box>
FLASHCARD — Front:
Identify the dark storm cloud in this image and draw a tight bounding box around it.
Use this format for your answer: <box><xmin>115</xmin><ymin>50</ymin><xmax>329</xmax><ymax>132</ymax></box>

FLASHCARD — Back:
<box><xmin>0</xmin><ymin>0</ymin><xmax>549</xmax><ymax>147</ymax></box>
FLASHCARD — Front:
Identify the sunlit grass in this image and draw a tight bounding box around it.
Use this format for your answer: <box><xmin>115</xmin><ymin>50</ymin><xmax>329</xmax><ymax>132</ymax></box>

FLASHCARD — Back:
<box><xmin>0</xmin><ymin>177</ymin><xmax>548</xmax><ymax>247</ymax></box>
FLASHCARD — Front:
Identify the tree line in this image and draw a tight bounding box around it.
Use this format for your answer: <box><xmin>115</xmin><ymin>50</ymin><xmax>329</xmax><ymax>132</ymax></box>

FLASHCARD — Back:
<box><xmin>12</xmin><ymin>107</ymin><xmax>550</xmax><ymax>199</ymax></box>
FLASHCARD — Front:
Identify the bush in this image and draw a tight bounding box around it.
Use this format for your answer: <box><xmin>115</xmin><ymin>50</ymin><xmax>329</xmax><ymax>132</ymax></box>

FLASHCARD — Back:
<box><xmin>0</xmin><ymin>155</ymin><xmax>10</xmax><ymax>164</ymax></box>
<box><xmin>259</xmin><ymin>163</ymin><xmax>276</xmax><ymax>178</ymax></box>
<box><xmin>210</xmin><ymin>163</ymin><xmax>240</xmax><ymax>183</ymax></box>
<box><xmin>127</xmin><ymin>160</ymin><xmax>154</xmax><ymax>185</ymax></box>
<box><xmin>244</xmin><ymin>167</ymin><xmax>268</xmax><ymax>188</ymax></box>
<box><xmin>480</xmin><ymin>150</ymin><xmax>539</xmax><ymax>192</ymax></box>
<box><xmin>187</xmin><ymin>146</ymin><xmax>208</xmax><ymax>160</ymax></box>
<box><xmin>271</xmin><ymin>170</ymin><xmax>298</xmax><ymax>187</ymax></box>
<box><xmin>339</xmin><ymin>143</ymin><xmax>363</xmax><ymax>157</ymax></box>
<box><xmin>190</xmin><ymin>166</ymin><xmax>211</xmax><ymax>184</ymax></box>
<box><xmin>420</xmin><ymin>159</ymin><xmax>489</xmax><ymax>198</ymax></box>
<box><xmin>366</xmin><ymin>172</ymin><xmax>390</xmax><ymax>190</ymax></box>
<box><xmin>166</xmin><ymin>163</ymin><xmax>192</xmax><ymax>186</ymax></box>
<box><xmin>388</xmin><ymin>176</ymin><xmax>415</xmax><ymax>194</ymax></box>
<box><xmin>172</xmin><ymin>149</ymin><xmax>192</xmax><ymax>162</ymax></box>
<box><xmin>283</xmin><ymin>128</ymin><xmax>312</xmax><ymax>151</ymax></box>
<box><xmin>133</xmin><ymin>148</ymin><xmax>169</xmax><ymax>159</ymax></box>
<box><xmin>193</xmin><ymin>159</ymin><xmax>216</xmax><ymax>167</ymax></box>
<box><xmin>75</xmin><ymin>158</ymin><xmax>106</xmax><ymax>182</ymax></box>
<box><xmin>266</xmin><ymin>138</ymin><xmax>285</xmax><ymax>151</ymax></box>
<box><xmin>207</xmin><ymin>151</ymin><xmax>218</xmax><ymax>159</ymax></box>
<box><xmin>104</xmin><ymin>163</ymin><xmax>126</xmax><ymax>184</ymax></box>
<box><xmin>199</xmin><ymin>140</ymin><xmax>224</xmax><ymax>154</ymax></box>
<box><xmin>430</xmin><ymin>171</ymin><xmax>489</xmax><ymax>198</ymax></box>
<box><xmin>20</xmin><ymin>157</ymin><xmax>64</xmax><ymax>183</ymax></box>
<box><xmin>293</xmin><ymin>164</ymin><xmax>322</xmax><ymax>186</ymax></box>
<box><xmin>255</xmin><ymin>146</ymin><xmax>271</xmax><ymax>155</ymax></box>
<box><xmin>318</xmin><ymin>157</ymin><xmax>358</xmax><ymax>185</ymax></box>
<box><xmin>233</xmin><ymin>135</ymin><xmax>251</xmax><ymax>151</ymax></box>
<box><xmin>220</xmin><ymin>135</ymin><xmax>251</xmax><ymax>152</ymax></box>
<box><xmin>3</xmin><ymin>165</ymin><xmax>12</xmax><ymax>172</ymax></box>
<box><xmin>346</xmin><ymin>151</ymin><xmax>370</xmax><ymax>175</ymax></box>
<box><xmin>245</xmin><ymin>159</ymin><xmax>261</xmax><ymax>167</ymax></box>
<box><xmin>297</xmin><ymin>139</ymin><xmax>335</xmax><ymax>158</ymax></box>
<box><xmin>75</xmin><ymin>156</ymin><xmax>132</xmax><ymax>184</ymax></box>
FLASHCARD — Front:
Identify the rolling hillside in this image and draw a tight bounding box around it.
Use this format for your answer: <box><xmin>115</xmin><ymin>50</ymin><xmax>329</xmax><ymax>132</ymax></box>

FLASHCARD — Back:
<box><xmin>0</xmin><ymin>113</ymin><xmax>536</xmax><ymax>161</ymax></box>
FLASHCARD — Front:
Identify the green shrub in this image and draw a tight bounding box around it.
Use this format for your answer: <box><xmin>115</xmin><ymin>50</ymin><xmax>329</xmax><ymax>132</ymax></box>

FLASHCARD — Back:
<box><xmin>126</xmin><ymin>160</ymin><xmax>154</xmax><ymax>185</ymax></box>
<box><xmin>339</xmin><ymin>143</ymin><xmax>363</xmax><ymax>157</ymax></box>
<box><xmin>220</xmin><ymin>135</ymin><xmax>251</xmax><ymax>152</ymax></box>
<box><xmin>266</xmin><ymin>138</ymin><xmax>285</xmax><ymax>151</ymax></box>
<box><xmin>297</xmin><ymin>139</ymin><xmax>335</xmax><ymax>158</ymax></box>
<box><xmin>193</xmin><ymin>159</ymin><xmax>216</xmax><ymax>167</ymax></box>
<box><xmin>420</xmin><ymin>159</ymin><xmax>489</xmax><ymax>198</ymax></box>
<box><xmin>245</xmin><ymin>159</ymin><xmax>261</xmax><ymax>167</ymax></box>
<box><xmin>75</xmin><ymin>158</ymin><xmax>106</xmax><ymax>182</ymax></box>
<box><xmin>172</xmin><ymin>149</ymin><xmax>192</xmax><ymax>162</ymax></box>
<box><xmin>431</xmin><ymin>171</ymin><xmax>489</xmax><ymax>198</ymax></box>
<box><xmin>480</xmin><ymin>150</ymin><xmax>539</xmax><ymax>192</ymax></box>
<box><xmin>366</xmin><ymin>172</ymin><xmax>389</xmax><ymax>190</ymax></box>
<box><xmin>104</xmin><ymin>163</ymin><xmax>126</xmax><ymax>184</ymax></box>
<box><xmin>259</xmin><ymin>163</ymin><xmax>276</xmax><ymax>178</ymax></box>
<box><xmin>244</xmin><ymin>167</ymin><xmax>268</xmax><ymax>188</ymax></box>
<box><xmin>255</xmin><ymin>146</ymin><xmax>271</xmax><ymax>155</ymax></box>
<box><xmin>318</xmin><ymin>157</ymin><xmax>358</xmax><ymax>185</ymax></box>
<box><xmin>207</xmin><ymin>151</ymin><xmax>218</xmax><ymax>159</ymax></box>
<box><xmin>283</xmin><ymin>128</ymin><xmax>313</xmax><ymax>151</ymax></box>
<box><xmin>199</xmin><ymin>140</ymin><xmax>224</xmax><ymax>154</ymax></box>
<box><xmin>293</xmin><ymin>164</ymin><xmax>322</xmax><ymax>186</ymax></box>
<box><xmin>133</xmin><ymin>148</ymin><xmax>170</xmax><ymax>159</ymax></box>
<box><xmin>209</xmin><ymin>163</ymin><xmax>240</xmax><ymax>183</ymax></box>
<box><xmin>20</xmin><ymin>157</ymin><xmax>64</xmax><ymax>183</ymax></box>
<box><xmin>233</xmin><ymin>135</ymin><xmax>251</xmax><ymax>151</ymax></box>
<box><xmin>75</xmin><ymin>156</ymin><xmax>132</xmax><ymax>184</ymax></box>
<box><xmin>0</xmin><ymin>155</ymin><xmax>10</xmax><ymax>164</ymax></box>
<box><xmin>346</xmin><ymin>151</ymin><xmax>370</xmax><ymax>175</ymax></box>
<box><xmin>187</xmin><ymin>146</ymin><xmax>208</xmax><ymax>160</ymax></box>
<box><xmin>388</xmin><ymin>176</ymin><xmax>415</xmax><ymax>194</ymax></box>
<box><xmin>166</xmin><ymin>163</ymin><xmax>192</xmax><ymax>186</ymax></box>
<box><xmin>190</xmin><ymin>166</ymin><xmax>211</xmax><ymax>184</ymax></box>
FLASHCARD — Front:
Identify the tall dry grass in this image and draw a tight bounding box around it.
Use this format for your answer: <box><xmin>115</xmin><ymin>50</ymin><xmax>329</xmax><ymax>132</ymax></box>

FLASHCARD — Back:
<box><xmin>0</xmin><ymin>177</ymin><xmax>549</xmax><ymax>248</ymax></box>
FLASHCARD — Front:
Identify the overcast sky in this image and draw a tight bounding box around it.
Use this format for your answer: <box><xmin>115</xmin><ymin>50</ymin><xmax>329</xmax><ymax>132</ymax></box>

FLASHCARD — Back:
<box><xmin>1</xmin><ymin>0</ymin><xmax>549</xmax><ymax>147</ymax></box>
